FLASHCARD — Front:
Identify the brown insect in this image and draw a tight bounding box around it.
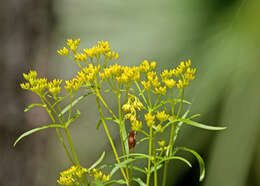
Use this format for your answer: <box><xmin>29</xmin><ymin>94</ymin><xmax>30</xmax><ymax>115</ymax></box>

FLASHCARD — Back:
<box><xmin>128</xmin><ymin>130</ymin><xmax>136</xmax><ymax>150</ymax></box>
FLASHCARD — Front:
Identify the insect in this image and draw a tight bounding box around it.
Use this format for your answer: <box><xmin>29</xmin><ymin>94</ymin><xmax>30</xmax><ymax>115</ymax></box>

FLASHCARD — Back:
<box><xmin>128</xmin><ymin>130</ymin><xmax>136</xmax><ymax>150</ymax></box>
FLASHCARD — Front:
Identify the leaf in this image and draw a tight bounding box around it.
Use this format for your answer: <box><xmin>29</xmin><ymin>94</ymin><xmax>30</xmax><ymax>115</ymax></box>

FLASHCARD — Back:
<box><xmin>110</xmin><ymin>159</ymin><xmax>135</xmax><ymax>177</ymax></box>
<box><xmin>179</xmin><ymin>118</ymin><xmax>227</xmax><ymax>131</ymax></box>
<box><xmin>189</xmin><ymin>114</ymin><xmax>201</xmax><ymax>119</ymax></box>
<box><xmin>91</xmin><ymin>180</ymin><xmax>105</xmax><ymax>186</ymax></box>
<box><xmin>174</xmin><ymin>98</ymin><xmax>191</xmax><ymax>105</ymax></box>
<box><xmin>119</xmin><ymin>164</ymin><xmax>146</xmax><ymax>174</ymax></box>
<box><xmin>177</xmin><ymin>147</ymin><xmax>205</xmax><ymax>182</ymax></box>
<box><xmin>58</xmin><ymin>93</ymin><xmax>91</xmax><ymax>117</ymax></box>
<box><xmin>120</xmin><ymin>153</ymin><xmax>153</xmax><ymax>160</ymax></box>
<box><xmin>13</xmin><ymin>124</ymin><xmax>64</xmax><ymax>146</ymax></box>
<box><xmin>96</xmin><ymin>119</ymin><xmax>102</xmax><ymax>130</ymax></box>
<box><xmin>89</xmin><ymin>151</ymin><xmax>106</xmax><ymax>170</ymax></box>
<box><xmin>117</xmin><ymin>120</ymin><xmax>129</xmax><ymax>155</ymax></box>
<box><xmin>150</xmin><ymin>164</ymin><xmax>163</xmax><ymax>173</ymax></box>
<box><xmin>159</xmin><ymin>156</ymin><xmax>192</xmax><ymax>167</ymax></box>
<box><xmin>24</xmin><ymin>103</ymin><xmax>46</xmax><ymax>112</ymax></box>
<box><xmin>133</xmin><ymin>178</ymin><xmax>147</xmax><ymax>186</ymax></box>
<box><xmin>136</xmin><ymin>137</ymin><xmax>149</xmax><ymax>145</ymax></box>
<box><xmin>104</xmin><ymin>179</ymin><xmax>126</xmax><ymax>185</ymax></box>
<box><xmin>173</xmin><ymin>110</ymin><xmax>190</xmax><ymax>142</ymax></box>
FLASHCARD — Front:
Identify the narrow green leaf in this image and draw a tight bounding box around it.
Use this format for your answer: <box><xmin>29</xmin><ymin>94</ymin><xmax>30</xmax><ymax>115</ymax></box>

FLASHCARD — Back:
<box><xmin>179</xmin><ymin>118</ymin><xmax>227</xmax><ymax>131</ymax></box>
<box><xmin>119</xmin><ymin>120</ymin><xmax>129</xmax><ymax>155</ymax></box>
<box><xmin>24</xmin><ymin>103</ymin><xmax>45</xmax><ymax>112</ymax></box>
<box><xmin>91</xmin><ymin>180</ymin><xmax>104</xmax><ymax>186</ymax></box>
<box><xmin>104</xmin><ymin>179</ymin><xmax>126</xmax><ymax>185</ymax></box>
<box><xmin>58</xmin><ymin>93</ymin><xmax>91</xmax><ymax>117</ymax></box>
<box><xmin>110</xmin><ymin>159</ymin><xmax>135</xmax><ymax>176</ymax></box>
<box><xmin>120</xmin><ymin>153</ymin><xmax>153</xmax><ymax>160</ymax></box>
<box><xmin>177</xmin><ymin>147</ymin><xmax>205</xmax><ymax>182</ymax></box>
<box><xmin>89</xmin><ymin>151</ymin><xmax>106</xmax><ymax>170</ymax></box>
<box><xmin>174</xmin><ymin>98</ymin><xmax>191</xmax><ymax>105</ymax></box>
<box><xmin>150</xmin><ymin>164</ymin><xmax>163</xmax><ymax>173</ymax></box>
<box><xmin>133</xmin><ymin>178</ymin><xmax>147</xmax><ymax>186</ymax></box>
<box><xmin>119</xmin><ymin>164</ymin><xmax>146</xmax><ymax>174</ymax></box>
<box><xmin>159</xmin><ymin>156</ymin><xmax>192</xmax><ymax>167</ymax></box>
<box><xmin>136</xmin><ymin>137</ymin><xmax>149</xmax><ymax>145</ymax></box>
<box><xmin>96</xmin><ymin>119</ymin><xmax>102</xmax><ymax>130</ymax></box>
<box><xmin>189</xmin><ymin>114</ymin><xmax>201</xmax><ymax>119</ymax></box>
<box><xmin>13</xmin><ymin>124</ymin><xmax>64</xmax><ymax>146</ymax></box>
<box><xmin>173</xmin><ymin>110</ymin><xmax>190</xmax><ymax>142</ymax></box>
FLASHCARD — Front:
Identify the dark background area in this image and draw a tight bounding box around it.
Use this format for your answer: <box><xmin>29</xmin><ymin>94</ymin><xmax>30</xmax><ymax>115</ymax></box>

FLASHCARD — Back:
<box><xmin>0</xmin><ymin>0</ymin><xmax>260</xmax><ymax>185</ymax></box>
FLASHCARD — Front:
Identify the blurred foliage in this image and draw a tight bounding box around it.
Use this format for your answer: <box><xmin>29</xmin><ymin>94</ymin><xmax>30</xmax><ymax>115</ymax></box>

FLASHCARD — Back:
<box><xmin>46</xmin><ymin>0</ymin><xmax>260</xmax><ymax>185</ymax></box>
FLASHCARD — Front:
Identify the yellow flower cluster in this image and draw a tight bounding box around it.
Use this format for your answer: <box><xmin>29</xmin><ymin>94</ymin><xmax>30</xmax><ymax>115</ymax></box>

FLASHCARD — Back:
<box><xmin>158</xmin><ymin>140</ymin><xmax>166</xmax><ymax>147</ymax></box>
<box><xmin>99</xmin><ymin>64</ymin><xmax>140</xmax><ymax>84</ymax></box>
<box><xmin>90</xmin><ymin>168</ymin><xmax>110</xmax><ymax>183</ymax></box>
<box><xmin>122</xmin><ymin>94</ymin><xmax>143</xmax><ymax>131</ymax></box>
<box><xmin>144</xmin><ymin>112</ymin><xmax>155</xmax><ymax>128</ymax></box>
<box><xmin>83</xmin><ymin>40</ymin><xmax>118</xmax><ymax>60</ymax></box>
<box><xmin>67</xmin><ymin>38</ymin><xmax>80</xmax><ymax>53</ymax></box>
<box><xmin>156</xmin><ymin>110</ymin><xmax>169</xmax><ymax>122</ymax></box>
<box><xmin>20</xmin><ymin>71</ymin><xmax>48</xmax><ymax>95</ymax></box>
<box><xmin>139</xmin><ymin>60</ymin><xmax>156</xmax><ymax>73</ymax></box>
<box><xmin>157</xmin><ymin>140</ymin><xmax>167</xmax><ymax>151</ymax></box>
<box><xmin>64</xmin><ymin>64</ymin><xmax>101</xmax><ymax>93</ymax></box>
<box><xmin>75</xmin><ymin>52</ymin><xmax>87</xmax><ymax>62</ymax></box>
<box><xmin>48</xmin><ymin>79</ymin><xmax>63</xmax><ymax>97</ymax></box>
<box><xmin>57</xmin><ymin>47</ymin><xmax>69</xmax><ymax>56</ymax></box>
<box><xmin>57</xmin><ymin>166</ymin><xmax>87</xmax><ymax>186</ymax></box>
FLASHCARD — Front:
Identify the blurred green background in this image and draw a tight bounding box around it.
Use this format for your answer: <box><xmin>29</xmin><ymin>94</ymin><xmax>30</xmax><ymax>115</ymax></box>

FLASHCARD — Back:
<box><xmin>1</xmin><ymin>0</ymin><xmax>260</xmax><ymax>185</ymax></box>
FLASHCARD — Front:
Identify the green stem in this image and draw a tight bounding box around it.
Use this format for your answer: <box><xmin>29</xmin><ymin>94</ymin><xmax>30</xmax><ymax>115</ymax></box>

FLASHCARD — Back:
<box><xmin>146</xmin><ymin>127</ymin><xmax>153</xmax><ymax>186</ymax></box>
<box><xmin>40</xmin><ymin>96</ymin><xmax>74</xmax><ymax>165</ymax></box>
<box><xmin>68</xmin><ymin>94</ymin><xmax>73</xmax><ymax>121</ymax></box>
<box><xmin>64</xmin><ymin>127</ymin><xmax>80</xmax><ymax>166</ymax></box>
<box><xmin>162</xmin><ymin>161</ymin><xmax>168</xmax><ymax>186</ymax></box>
<box><xmin>176</xmin><ymin>88</ymin><xmax>184</xmax><ymax>118</ymax></box>
<box><xmin>129</xmin><ymin>148</ymin><xmax>135</xmax><ymax>186</ymax></box>
<box><xmin>135</xmin><ymin>81</ymin><xmax>148</xmax><ymax>107</ymax></box>
<box><xmin>95</xmin><ymin>95</ymin><xmax>128</xmax><ymax>183</ymax></box>
<box><xmin>154</xmin><ymin>159</ymin><xmax>158</xmax><ymax>186</ymax></box>
<box><xmin>117</xmin><ymin>87</ymin><xmax>130</xmax><ymax>181</ymax></box>
<box><xmin>97</xmin><ymin>93</ymin><xmax>117</xmax><ymax>120</ymax></box>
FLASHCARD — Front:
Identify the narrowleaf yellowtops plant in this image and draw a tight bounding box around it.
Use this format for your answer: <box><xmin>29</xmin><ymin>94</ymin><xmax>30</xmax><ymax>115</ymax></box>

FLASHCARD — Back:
<box><xmin>15</xmin><ymin>38</ymin><xmax>226</xmax><ymax>186</ymax></box>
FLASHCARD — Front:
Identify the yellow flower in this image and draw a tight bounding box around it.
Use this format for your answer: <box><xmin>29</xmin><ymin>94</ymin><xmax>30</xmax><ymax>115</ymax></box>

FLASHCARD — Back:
<box><xmin>90</xmin><ymin>168</ymin><xmax>110</xmax><ymax>183</ymax></box>
<box><xmin>150</xmin><ymin>61</ymin><xmax>157</xmax><ymax>69</ymax></box>
<box><xmin>141</xmin><ymin>80</ymin><xmax>151</xmax><ymax>90</ymax></box>
<box><xmin>131</xmin><ymin>119</ymin><xmax>142</xmax><ymax>131</ymax></box>
<box><xmin>48</xmin><ymin>79</ymin><xmax>63</xmax><ymax>96</ymax></box>
<box><xmin>102</xmin><ymin>174</ymin><xmax>110</xmax><ymax>182</ymax></box>
<box><xmin>144</xmin><ymin>112</ymin><xmax>155</xmax><ymax>127</ymax></box>
<box><xmin>57</xmin><ymin>47</ymin><xmax>69</xmax><ymax>56</ymax></box>
<box><xmin>75</xmin><ymin>53</ymin><xmax>87</xmax><ymax>62</ymax></box>
<box><xmin>164</xmin><ymin>78</ymin><xmax>176</xmax><ymax>88</ymax></box>
<box><xmin>66</xmin><ymin>38</ymin><xmax>80</xmax><ymax>53</ymax></box>
<box><xmin>57</xmin><ymin>166</ymin><xmax>87</xmax><ymax>186</ymax></box>
<box><xmin>20</xmin><ymin>71</ymin><xmax>49</xmax><ymax>95</ymax></box>
<box><xmin>158</xmin><ymin>140</ymin><xmax>166</xmax><ymax>147</ymax></box>
<box><xmin>156</xmin><ymin>110</ymin><xmax>169</xmax><ymax>122</ymax></box>
<box><xmin>155</xmin><ymin>86</ymin><xmax>167</xmax><ymax>95</ymax></box>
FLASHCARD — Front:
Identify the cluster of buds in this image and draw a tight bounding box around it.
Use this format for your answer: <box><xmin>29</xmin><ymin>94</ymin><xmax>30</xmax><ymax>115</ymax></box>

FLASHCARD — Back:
<box><xmin>57</xmin><ymin>166</ymin><xmax>87</xmax><ymax>186</ymax></box>
<box><xmin>90</xmin><ymin>168</ymin><xmax>110</xmax><ymax>183</ymax></box>
<box><xmin>122</xmin><ymin>94</ymin><xmax>143</xmax><ymax>131</ymax></box>
<box><xmin>20</xmin><ymin>71</ymin><xmax>63</xmax><ymax>97</ymax></box>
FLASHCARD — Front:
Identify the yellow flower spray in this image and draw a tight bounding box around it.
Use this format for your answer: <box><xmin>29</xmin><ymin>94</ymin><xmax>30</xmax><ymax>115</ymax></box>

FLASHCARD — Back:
<box><xmin>15</xmin><ymin>38</ymin><xmax>226</xmax><ymax>186</ymax></box>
